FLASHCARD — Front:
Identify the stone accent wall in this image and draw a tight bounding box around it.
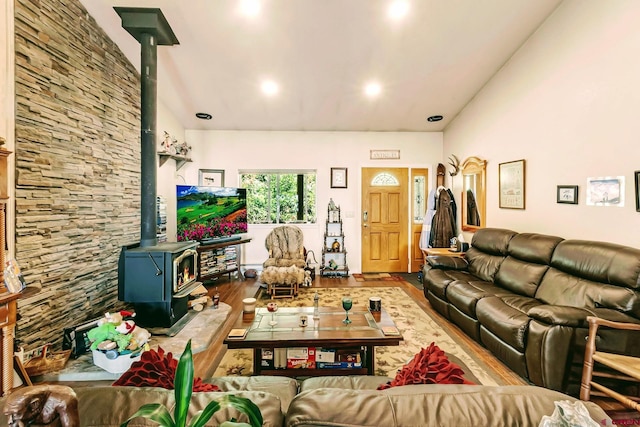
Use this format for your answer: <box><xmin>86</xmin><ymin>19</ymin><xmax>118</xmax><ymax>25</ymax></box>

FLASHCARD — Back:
<box><xmin>14</xmin><ymin>0</ymin><xmax>141</xmax><ymax>349</ymax></box>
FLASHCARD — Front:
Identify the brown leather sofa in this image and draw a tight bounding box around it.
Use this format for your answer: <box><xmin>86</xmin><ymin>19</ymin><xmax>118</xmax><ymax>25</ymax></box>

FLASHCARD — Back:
<box><xmin>423</xmin><ymin>228</ymin><xmax>640</xmax><ymax>395</ymax></box>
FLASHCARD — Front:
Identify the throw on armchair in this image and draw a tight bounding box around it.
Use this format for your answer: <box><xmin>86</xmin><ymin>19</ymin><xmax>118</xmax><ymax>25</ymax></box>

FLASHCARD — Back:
<box><xmin>260</xmin><ymin>225</ymin><xmax>307</xmax><ymax>299</ymax></box>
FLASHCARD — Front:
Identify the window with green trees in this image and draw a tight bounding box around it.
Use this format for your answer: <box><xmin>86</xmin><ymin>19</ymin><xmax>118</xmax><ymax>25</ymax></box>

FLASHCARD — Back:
<box><xmin>240</xmin><ymin>170</ymin><xmax>316</xmax><ymax>224</ymax></box>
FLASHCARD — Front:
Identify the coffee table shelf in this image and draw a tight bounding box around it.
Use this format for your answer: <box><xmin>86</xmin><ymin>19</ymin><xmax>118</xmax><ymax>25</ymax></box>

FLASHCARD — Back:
<box><xmin>259</xmin><ymin>368</ymin><xmax>369</xmax><ymax>377</ymax></box>
<box><xmin>224</xmin><ymin>306</ymin><xmax>402</xmax><ymax>377</ymax></box>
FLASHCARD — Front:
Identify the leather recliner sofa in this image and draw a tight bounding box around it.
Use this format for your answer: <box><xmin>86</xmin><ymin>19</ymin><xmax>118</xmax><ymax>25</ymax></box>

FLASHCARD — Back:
<box><xmin>423</xmin><ymin>228</ymin><xmax>640</xmax><ymax>394</ymax></box>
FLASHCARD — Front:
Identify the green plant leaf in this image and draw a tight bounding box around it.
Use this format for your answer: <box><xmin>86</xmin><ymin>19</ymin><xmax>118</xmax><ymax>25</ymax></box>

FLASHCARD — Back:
<box><xmin>187</xmin><ymin>400</ymin><xmax>221</xmax><ymax>427</ymax></box>
<box><xmin>120</xmin><ymin>403</ymin><xmax>175</xmax><ymax>427</ymax></box>
<box><xmin>186</xmin><ymin>395</ymin><xmax>262</xmax><ymax>427</ymax></box>
<box><xmin>174</xmin><ymin>340</ymin><xmax>194</xmax><ymax>427</ymax></box>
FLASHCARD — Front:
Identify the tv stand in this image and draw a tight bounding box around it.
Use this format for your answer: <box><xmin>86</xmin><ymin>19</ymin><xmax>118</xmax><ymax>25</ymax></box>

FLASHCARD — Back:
<box><xmin>197</xmin><ymin>237</ymin><xmax>252</xmax><ymax>282</ymax></box>
<box><xmin>200</xmin><ymin>235</ymin><xmax>242</xmax><ymax>245</ymax></box>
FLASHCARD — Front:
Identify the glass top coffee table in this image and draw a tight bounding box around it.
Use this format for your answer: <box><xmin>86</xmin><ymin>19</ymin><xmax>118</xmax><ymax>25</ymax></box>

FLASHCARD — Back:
<box><xmin>224</xmin><ymin>306</ymin><xmax>403</xmax><ymax>377</ymax></box>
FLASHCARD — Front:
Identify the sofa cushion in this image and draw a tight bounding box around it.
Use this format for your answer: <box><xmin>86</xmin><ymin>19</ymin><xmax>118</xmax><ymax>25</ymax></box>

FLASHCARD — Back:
<box><xmin>377</xmin><ymin>343</ymin><xmax>474</xmax><ymax>389</ymax></box>
<box><xmin>207</xmin><ymin>376</ymin><xmax>299</xmax><ymax>412</ymax></box>
<box><xmin>476</xmin><ymin>296</ymin><xmax>536</xmax><ymax>351</ymax></box>
<box><xmin>284</xmin><ymin>385</ymin><xmax>610</xmax><ymax>427</ymax></box>
<box><xmin>299</xmin><ymin>375</ymin><xmax>392</xmax><ymax>392</ymax></box>
<box><xmin>113</xmin><ymin>347</ymin><xmax>218</xmax><ymax>392</ymax></box>
<box><xmin>70</xmin><ymin>386</ymin><xmax>284</xmax><ymax>427</ymax></box>
<box><xmin>538</xmin><ymin>239</ymin><xmax>640</xmax><ymax>316</ymax></box>
<box><xmin>447</xmin><ymin>281</ymin><xmax>515</xmax><ymax>317</ymax></box>
<box><xmin>425</xmin><ymin>269</ymin><xmax>480</xmax><ymax>300</ymax></box>
<box><xmin>465</xmin><ymin>228</ymin><xmax>516</xmax><ymax>282</ymax></box>
<box><xmin>494</xmin><ymin>257</ymin><xmax>552</xmax><ymax>297</ymax></box>
<box><xmin>551</xmin><ymin>240</ymin><xmax>640</xmax><ymax>289</ymax></box>
<box><xmin>507</xmin><ymin>233</ymin><xmax>563</xmax><ymax>264</ymax></box>
<box><xmin>536</xmin><ymin>268</ymin><xmax>640</xmax><ymax>316</ymax></box>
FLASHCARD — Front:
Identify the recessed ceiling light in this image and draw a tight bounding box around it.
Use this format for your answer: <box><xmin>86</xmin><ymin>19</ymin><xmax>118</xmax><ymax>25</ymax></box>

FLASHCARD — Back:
<box><xmin>239</xmin><ymin>0</ymin><xmax>261</xmax><ymax>17</ymax></box>
<box><xmin>261</xmin><ymin>80</ymin><xmax>279</xmax><ymax>96</ymax></box>
<box><xmin>427</xmin><ymin>115</ymin><xmax>443</xmax><ymax>122</ymax></box>
<box><xmin>388</xmin><ymin>0</ymin><xmax>410</xmax><ymax>20</ymax></box>
<box><xmin>364</xmin><ymin>82</ymin><xmax>382</xmax><ymax>98</ymax></box>
<box><xmin>195</xmin><ymin>112</ymin><xmax>212</xmax><ymax>120</ymax></box>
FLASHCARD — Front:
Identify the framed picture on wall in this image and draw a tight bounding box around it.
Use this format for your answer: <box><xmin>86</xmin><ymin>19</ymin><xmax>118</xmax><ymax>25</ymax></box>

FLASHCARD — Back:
<box><xmin>198</xmin><ymin>169</ymin><xmax>225</xmax><ymax>187</ymax></box>
<box><xmin>331</xmin><ymin>167</ymin><xmax>348</xmax><ymax>188</ymax></box>
<box><xmin>498</xmin><ymin>159</ymin><xmax>526</xmax><ymax>209</ymax></box>
<box><xmin>557</xmin><ymin>185</ymin><xmax>578</xmax><ymax>204</ymax></box>
<box><xmin>586</xmin><ymin>176</ymin><xmax>625</xmax><ymax>207</ymax></box>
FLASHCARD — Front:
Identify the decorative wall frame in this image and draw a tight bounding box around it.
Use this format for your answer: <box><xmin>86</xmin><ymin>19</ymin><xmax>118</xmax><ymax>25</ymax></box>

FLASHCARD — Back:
<box><xmin>330</xmin><ymin>167</ymin><xmax>348</xmax><ymax>188</ymax></box>
<box><xmin>370</xmin><ymin>149</ymin><xmax>400</xmax><ymax>160</ymax></box>
<box><xmin>498</xmin><ymin>159</ymin><xmax>526</xmax><ymax>209</ymax></box>
<box><xmin>557</xmin><ymin>185</ymin><xmax>578</xmax><ymax>204</ymax></box>
<box><xmin>198</xmin><ymin>169</ymin><xmax>225</xmax><ymax>187</ymax></box>
<box><xmin>635</xmin><ymin>171</ymin><xmax>640</xmax><ymax>212</ymax></box>
<box><xmin>586</xmin><ymin>176</ymin><xmax>625</xmax><ymax>207</ymax></box>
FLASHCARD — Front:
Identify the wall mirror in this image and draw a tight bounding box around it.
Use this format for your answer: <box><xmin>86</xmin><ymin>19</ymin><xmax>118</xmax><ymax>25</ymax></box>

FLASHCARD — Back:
<box><xmin>461</xmin><ymin>156</ymin><xmax>487</xmax><ymax>232</ymax></box>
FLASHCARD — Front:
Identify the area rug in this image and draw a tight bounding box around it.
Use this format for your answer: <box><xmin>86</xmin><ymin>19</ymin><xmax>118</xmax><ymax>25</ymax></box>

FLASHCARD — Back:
<box><xmin>214</xmin><ymin>287</ymin><xmax>501</xmax><ymax>385</ymax></box>
<box><xmin>352</xmin><ymin>273</ymin><xmax>405</xmax><ymax>282</ymax></box>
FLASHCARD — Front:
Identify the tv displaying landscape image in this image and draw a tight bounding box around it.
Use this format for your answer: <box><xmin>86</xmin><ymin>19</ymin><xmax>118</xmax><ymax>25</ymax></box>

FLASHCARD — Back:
<box><xmin>176</xmin><ymin>185</ymin><xmax>248</xmax><ymax>242</ymax></box>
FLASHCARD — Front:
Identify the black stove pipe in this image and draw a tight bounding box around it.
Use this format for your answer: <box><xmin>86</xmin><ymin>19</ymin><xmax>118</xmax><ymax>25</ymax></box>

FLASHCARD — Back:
<box><xmin>140</xmin><ymin>32</ymin><xmax>158</xmax><ymax>247</ymax></box>
<box><xmin>114</xmin><ymin>7</ymin><xmax>179</xmax><ymax>248</ymax></box>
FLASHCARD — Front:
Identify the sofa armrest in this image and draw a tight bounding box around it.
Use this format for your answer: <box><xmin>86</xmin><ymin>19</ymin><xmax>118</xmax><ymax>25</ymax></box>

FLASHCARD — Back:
<box><xmin>426</xmin><ymin>256</ymin><xmax>469</xmax><ymax>271</ymax></box>
<box><xmin>528</xmin><ymin>305</ymin><xmax>592</xmax><ymax>327</ymax></box>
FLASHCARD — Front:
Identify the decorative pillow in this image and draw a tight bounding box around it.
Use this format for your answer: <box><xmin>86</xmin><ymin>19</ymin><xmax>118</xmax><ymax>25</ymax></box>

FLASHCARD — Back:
<box><xmin>377</xmin><ymin>342</ymin><xmax>474</xmax><ymax>390</ymax></box>
<box><xmin>113</xmin><ymin>346</ymin><xmax>219</xmax><ymax>392</ymax></box>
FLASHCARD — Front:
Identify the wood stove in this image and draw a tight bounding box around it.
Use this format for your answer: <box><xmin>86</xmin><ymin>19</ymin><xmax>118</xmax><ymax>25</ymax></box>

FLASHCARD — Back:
<box><xmin>119</xmin><ymin>241</ymin><xmax>199</xmax><ymax>327</ymax></box>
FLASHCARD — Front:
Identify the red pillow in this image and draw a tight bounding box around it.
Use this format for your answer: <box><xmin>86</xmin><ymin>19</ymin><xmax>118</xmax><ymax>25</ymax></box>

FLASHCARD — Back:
<box><xmin>113</xmin><ymin>346</ymin><xmax>219</xmax><ymax>392</ymax></box>
<box><xmin>377</xmin><ymin>342</ymin><xmax>475</xmax><ymax>390</ymax></box>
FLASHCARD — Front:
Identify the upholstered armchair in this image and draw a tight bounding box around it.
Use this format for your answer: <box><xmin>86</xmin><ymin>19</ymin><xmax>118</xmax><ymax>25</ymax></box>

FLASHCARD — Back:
<box><xmin>260</xmin><ymin>225</ymin><xmax>306</xmax><ymax>298</ymax></box>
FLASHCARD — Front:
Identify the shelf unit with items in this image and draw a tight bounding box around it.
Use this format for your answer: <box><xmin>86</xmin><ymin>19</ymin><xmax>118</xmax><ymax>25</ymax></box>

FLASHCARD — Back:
<box><xmin>196</xmin><ymin>238</ymin><xmax>252</xmax><ymax>282</ymax></box>
<box><xmin>321</xmin><ymin>200</ymin><xmax>349</xmax><ymax>277</ymax></box>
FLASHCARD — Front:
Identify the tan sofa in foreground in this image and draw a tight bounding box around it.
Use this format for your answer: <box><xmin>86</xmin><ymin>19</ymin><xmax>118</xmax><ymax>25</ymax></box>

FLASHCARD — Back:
<box><xmin>0</xmin><ymin>375</ymin><xmax>612</xmax><ymax>427</ymax></box>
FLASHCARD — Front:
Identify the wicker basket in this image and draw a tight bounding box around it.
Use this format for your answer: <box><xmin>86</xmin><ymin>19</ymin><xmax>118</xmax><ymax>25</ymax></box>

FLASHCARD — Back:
<box><xmin>23</xmin><ymin>345</ymin><xmax>72</xmax><ymax>377</ymax></box>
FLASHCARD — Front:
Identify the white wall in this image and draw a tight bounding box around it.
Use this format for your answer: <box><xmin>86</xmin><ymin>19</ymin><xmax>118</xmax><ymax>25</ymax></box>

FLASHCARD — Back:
<box><xmin>174</xmin><ymin>130</ymin><xmax>443</xmax><ymax>272</ymax></box>
<box><xmin>444</xmin><ymin>0</ymin><xmax>640</xmax><ymax>247</ymax></box>
<box><xmin>157</xmin><ymin>101</ymin><xmax>187</xmax><ymax>241</ymax></box>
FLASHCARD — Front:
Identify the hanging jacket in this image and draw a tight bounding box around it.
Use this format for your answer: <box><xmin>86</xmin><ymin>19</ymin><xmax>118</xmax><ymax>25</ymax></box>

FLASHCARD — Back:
<box><xmin>429</xmin><ymin>188</ymin><xmax>457</xmax><ymax>248</ymax></box>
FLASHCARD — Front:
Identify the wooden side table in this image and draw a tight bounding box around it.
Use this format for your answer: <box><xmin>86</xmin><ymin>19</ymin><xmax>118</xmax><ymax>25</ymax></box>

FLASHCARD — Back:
<box><xmin>422</xmin><ymin>248</ymin><xmax>466</xmax><ymax>265</ymax></box>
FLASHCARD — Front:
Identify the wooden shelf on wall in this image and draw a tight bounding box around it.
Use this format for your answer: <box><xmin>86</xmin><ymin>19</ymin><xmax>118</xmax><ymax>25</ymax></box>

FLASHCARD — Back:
<box><xmin>158</xmin><ymin>152</ymin><xmax>192</xmax><ymax>171</ymax></box>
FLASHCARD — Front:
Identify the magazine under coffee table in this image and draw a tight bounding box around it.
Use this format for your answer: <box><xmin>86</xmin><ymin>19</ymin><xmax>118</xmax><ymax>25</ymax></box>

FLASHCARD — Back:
<box><xmin>224</xmin><ymin>306</ymin><xmax>403</xmax><ymax>377</ymax></box>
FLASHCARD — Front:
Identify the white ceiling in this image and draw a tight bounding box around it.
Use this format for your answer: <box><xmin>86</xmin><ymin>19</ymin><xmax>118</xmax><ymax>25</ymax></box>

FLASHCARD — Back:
<box><xmin>79</xmin><ymin>0</ymin><xmax>562</xmax><ymax>132</ymax></box>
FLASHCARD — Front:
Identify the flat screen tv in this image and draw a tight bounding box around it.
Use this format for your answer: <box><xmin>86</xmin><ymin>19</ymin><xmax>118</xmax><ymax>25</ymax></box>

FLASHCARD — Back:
<box><xmin>176</xmin><ymin>185</ymin><xmax>248</xmax><ymax>242</ymax></box>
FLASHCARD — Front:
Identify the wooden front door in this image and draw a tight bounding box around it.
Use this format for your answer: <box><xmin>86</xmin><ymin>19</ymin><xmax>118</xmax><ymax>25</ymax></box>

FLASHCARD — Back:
<box><xmin>361</xmin><ymin>168</ymin><xmax>408</xmax><ymax>272</ymax></box>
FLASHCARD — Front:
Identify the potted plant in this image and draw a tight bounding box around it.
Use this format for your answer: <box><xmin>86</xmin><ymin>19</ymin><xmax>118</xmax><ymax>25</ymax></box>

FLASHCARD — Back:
<box><xmin>120</xmin><ymin>339</ymin><xmax>262</xmax><ymax>427</ymax></box>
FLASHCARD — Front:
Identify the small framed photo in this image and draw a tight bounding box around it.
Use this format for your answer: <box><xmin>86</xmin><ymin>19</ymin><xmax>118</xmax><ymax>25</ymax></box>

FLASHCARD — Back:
<box><xmin>586</xmin><ymin>176</ymin><xmax>625</xmax><ymax>207</ymax></box>
<box><xmin>557</xmin><ymin>185</ymin><xmax>578</xmax><ymax>204</ymax></box>
<box><xmin>331</xmin><ymin>167</ymin><xmax>348</xmax><ymax>189</ymax></box>
<box><xmin>635</xmin><ymin>171</ymin><xmax>640</xmax><ymax>212</ymax></box>
<box><xmin>498</xmin><ymin>159</ymin><xmax>526</xmax><ymax>209</ymax></box>
<box><xmin>198</xmin><ymin>169</ymin><xmax>225</xmax><ymax>187</ymax></box>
